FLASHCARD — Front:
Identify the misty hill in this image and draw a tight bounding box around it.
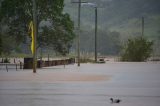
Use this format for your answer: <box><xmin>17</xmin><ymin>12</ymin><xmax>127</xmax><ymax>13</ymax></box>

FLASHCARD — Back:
<box><xmin>64</xmin><ymin>0</ymin><xmax>160</xmax><ymax>36</ymax></box>
<box><xmin>64</xmin><ymin>0</ymin><xmax>160</xmax><ymax>55</ymax></box>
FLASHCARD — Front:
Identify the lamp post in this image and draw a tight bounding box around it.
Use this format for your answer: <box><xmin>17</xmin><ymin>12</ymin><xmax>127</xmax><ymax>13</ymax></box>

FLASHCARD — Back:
<box><xmin>77</xmin><ymin>0</ymin><xmax>81</xmax><ymax>66</ymax></box>
<box><xmin>81</xmin><ymin>3</ymin><xmax>98</xmax><ymax>62</ymax></box>
<box><xmin>95</xmin><ymin>7</ymin><xmax>97</xmax><ymax>62</ymax></box>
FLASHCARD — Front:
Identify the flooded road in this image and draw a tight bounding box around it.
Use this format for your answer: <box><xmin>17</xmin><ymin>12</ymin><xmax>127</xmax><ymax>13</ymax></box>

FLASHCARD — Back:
<box><xmin>0</xmin><ymin>62</ymin><xmax>160</xmax><ymax>106</ymax></box>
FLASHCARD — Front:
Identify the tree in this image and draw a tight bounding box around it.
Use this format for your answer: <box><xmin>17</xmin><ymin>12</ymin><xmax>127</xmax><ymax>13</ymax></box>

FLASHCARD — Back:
<box><xmin>121</xmin><ymin>36</ymin><xmax>153</xmax><ymax>61</ymax></box>
<box><xmin>0</xmin><ymin>0</ymin><xmax>75</xmax><ymax>55</ymax></box>
<box><xmin>38</xmin><ymin>13</ymin><xmax>75</xmax><ymax>55</ymax></box>
<box><xmin>77</xmin><ymin>29</ymin><xmax>121</xmax><ymax>55</ymax></box>
<box><xmin>98</xmin><ymin>31</ymin><xmax>121</xmax><ymax>55</ymax></box>
<box><xmin>0</xmin><ymin>33</ymin><xmax>16</xmax><ymax>56</ymax></box>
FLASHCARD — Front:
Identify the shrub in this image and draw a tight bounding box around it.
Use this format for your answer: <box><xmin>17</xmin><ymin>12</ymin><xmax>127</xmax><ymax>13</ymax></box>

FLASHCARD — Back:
<box><xmin>121</xmin><ymin>36</ymin><xmax>153</xmax><ymax>61</ymax></box>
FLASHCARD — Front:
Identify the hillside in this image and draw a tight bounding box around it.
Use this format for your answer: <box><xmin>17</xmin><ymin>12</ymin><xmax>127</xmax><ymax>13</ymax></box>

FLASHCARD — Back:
<box><xmin>64</xmin><ymin>0</ymin><xmax>160</xmax><ymax>36</ymax></box>
<box><xmin>64</xmin><ymin>0</ymin><xmax>160</xmax><ymax>55</ymax></box>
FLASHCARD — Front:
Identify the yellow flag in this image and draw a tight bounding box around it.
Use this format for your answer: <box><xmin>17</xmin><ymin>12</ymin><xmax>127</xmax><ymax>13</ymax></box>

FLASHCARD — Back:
<box><xmin>29</xmin><ymin>21</ymin><xmax>34</xmax><ymax>54</ymax></box>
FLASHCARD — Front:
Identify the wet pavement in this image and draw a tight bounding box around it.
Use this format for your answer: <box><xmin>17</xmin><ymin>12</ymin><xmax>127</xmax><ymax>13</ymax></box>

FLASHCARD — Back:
<box><xmin>0</xmin><ymin>62</ymin><xmax>160</xmax><ymax>106</ymax></box>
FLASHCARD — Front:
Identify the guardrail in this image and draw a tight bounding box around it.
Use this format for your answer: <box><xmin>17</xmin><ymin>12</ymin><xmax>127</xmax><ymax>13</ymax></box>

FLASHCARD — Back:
<box><xmin>23</xmin><ymin>58</ymin><xmax>75</xmax><ymax>69</ymax></box>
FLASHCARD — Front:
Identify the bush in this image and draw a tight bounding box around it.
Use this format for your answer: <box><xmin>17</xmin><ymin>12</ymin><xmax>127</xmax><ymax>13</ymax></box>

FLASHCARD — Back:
<box><xmin>121</xmin><ymin>36</ymin><xmax>153</xmax><ymax>62</ymax></box>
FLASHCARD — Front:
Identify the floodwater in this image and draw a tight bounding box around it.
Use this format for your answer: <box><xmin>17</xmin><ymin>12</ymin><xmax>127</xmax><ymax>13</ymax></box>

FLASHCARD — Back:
<box><xmin>0</xmin><ymin>62</ymin><xmax>160</xmax><ymax>106</ymax></box>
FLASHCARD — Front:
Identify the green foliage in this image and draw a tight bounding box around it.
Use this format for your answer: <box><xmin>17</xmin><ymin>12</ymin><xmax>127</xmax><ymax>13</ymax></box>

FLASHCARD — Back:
<box><xmin>0</xmin><ymin>0</ymin><xmax>75</xmax><ymax>55</ymax></box>
<box><xmin>121</xmin><ymin>36</ymin><xmax>153</xmax><ymax>61</ymax></box>
<box><xmin>0</xmin><ymin>34</ymin><xmax>16</xmax><ymax>56</ymax></box>
<box><xmin>38</xmin><ymin>13</ymin><xmax>75</xmax><ymax>55</ymax></box>
<box><xmin>98</xmin><ymin>31</ymin><xmax>121</xmax><ymax>55</ymax></box>
<box><xmin>76</xmin><ymin>29</ymin><xmax>121</xmax><ymax>55</ymax></box>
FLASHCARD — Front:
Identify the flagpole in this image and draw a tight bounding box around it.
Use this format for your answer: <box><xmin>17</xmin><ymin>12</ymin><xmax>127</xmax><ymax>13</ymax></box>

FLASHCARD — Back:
<box><xmin>32</xmin><ymin>0</ymin><xmax>37</xmax><ymax>73</ymax></box>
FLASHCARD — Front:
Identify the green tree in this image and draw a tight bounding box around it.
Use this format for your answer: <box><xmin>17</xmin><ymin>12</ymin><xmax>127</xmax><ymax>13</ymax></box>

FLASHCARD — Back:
<box><xmin>121</xmin><ymin>36</ymin><xmax>153</xmax><ymax>61</ymax></box>
<box><xmin>1</xmin><ymin>34</ymin><xmax>16</xmax><ymax>56</ymax></box>
<box><xmin>0</xmin><ymin>0</ymin><xmax>75</xmax><ymax>54</ymax></box>
<box><xmin>77</xmin><ymin>29</ymin><xmax>121</xmax><ymax>55</ymax></box>
<box><xmin>38</xmin><ymin>13</ymin><xmax>75</xmax><ymax>54</ymax></box>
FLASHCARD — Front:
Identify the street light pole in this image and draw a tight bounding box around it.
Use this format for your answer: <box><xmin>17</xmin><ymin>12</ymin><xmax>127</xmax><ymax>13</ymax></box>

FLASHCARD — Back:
<box><xmin>77</xmin><ymin>0</ymin><xmax>81</xmax><ymax>66</ymax></box>
<box><xmin>95</xmin><ymin>7</ymin><xmax>97</xmax><ymax>62</ymax></box>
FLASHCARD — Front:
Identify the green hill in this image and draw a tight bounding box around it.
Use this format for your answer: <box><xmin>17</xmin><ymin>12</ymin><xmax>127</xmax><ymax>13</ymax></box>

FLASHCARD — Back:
<box><xmin>65</xmin><ymin>0</ymin><xmax>160</xmax><ymax>36</ymax></box>
<box><xmin>64</xmin><ymin>0</ymin><xmax>160</xmax><ymax>55</ymax></box>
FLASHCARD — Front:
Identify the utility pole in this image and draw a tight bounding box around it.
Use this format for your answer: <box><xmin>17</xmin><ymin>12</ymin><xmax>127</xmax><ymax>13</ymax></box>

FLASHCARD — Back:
<box><xmin>77</xmin><ymin>0</ymin><xmax>81</xmax><ymax>66</ymax></box>
<box><xmin>32</xmin><ymin>0</ymin><xmax>37</xmax><ymax>73</ymax></box>
<box><xmin>142</xmin><ymin>17</ymin><xmax>144</xmax><ymax>36</ymax></box>
<box><xmin>95</xmin><ymin>7</ymin><xmax>97</xmax><ymax>62</ymax></box>
<box><xmin>71</xmin><ymin>0</ymin><xmax>87</xmax><ymax>66</ymax></box>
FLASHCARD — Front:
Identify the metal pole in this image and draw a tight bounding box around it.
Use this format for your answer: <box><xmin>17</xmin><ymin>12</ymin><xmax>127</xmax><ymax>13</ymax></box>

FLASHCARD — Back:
<box><xmin>40</xmin><ymin>47</ymin><xmax>42</xmax><ymax>61</ymax></box>
<box><xmin>95</xmin><ymin>7</ymin><xmax>97</xmax><ymax>62</ymax></box>
<box><xmin>32</xmin><ymin>0</ymin><xmax>37</xmax><ymax>73</ymax></box>
<box><xmin>77</xmin><ymin>0</ymin><xmax>81</xmax><ymax>66</ymax></box>
<box><xmin>6</xmin><ymin>64</ymin><xmax>8</xmax><ymax>72</ymax></box>
<box><xmin>71</xmin><ymin>0</ymin><xmax>88</xmax><ymax>66</ymax></box>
